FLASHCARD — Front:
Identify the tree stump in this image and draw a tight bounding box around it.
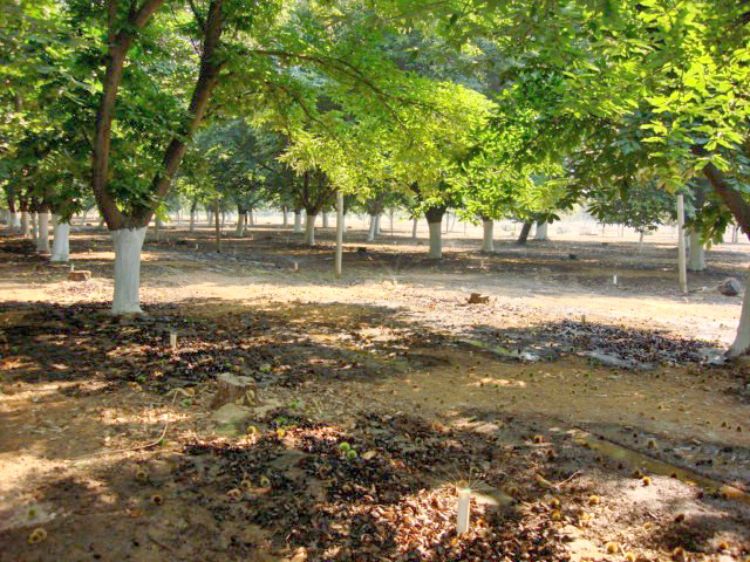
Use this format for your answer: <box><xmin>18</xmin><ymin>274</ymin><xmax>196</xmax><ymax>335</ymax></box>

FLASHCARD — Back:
<box><xmin>211</xmin><ymin>372</ymin><xmax>256</xmax><ymax>409</ymax></box>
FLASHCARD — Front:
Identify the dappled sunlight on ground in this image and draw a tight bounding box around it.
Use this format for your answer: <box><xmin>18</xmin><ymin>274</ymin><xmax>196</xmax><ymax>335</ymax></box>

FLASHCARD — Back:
<box><xmin>2</xmin><ymin>228</ymin><xmax>750</xmax><ymax>560</ymax></box>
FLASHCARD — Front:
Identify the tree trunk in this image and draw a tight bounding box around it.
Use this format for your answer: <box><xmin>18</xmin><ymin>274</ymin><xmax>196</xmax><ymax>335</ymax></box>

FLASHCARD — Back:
<box><xmin>367</xmin><ymin>214</ymin><xmax>377</xmax><ymax>242</ymax></box>
<box><xmin>248</xmin><ymin>209</ymin><xmax>254</xmax><ymax>227</ymax></box>
<box><xmin>481</xmin><ymin>219</ymin><xmax>494</xmax><ymax>253</ymax></box>
<box><xmin>189</xmin><ymin>209</ymin><xmax>196</xmax><ymax>232</ymax></box>
<box><xmin>282</xmin><ymin>206</ymin><xmax>288</xmax><ymax>227</ymax></box>
<box><xmin>389</xmin><ymin>209</ymin><xmax>394</xmax><ymax>235</ymax></box>
<box><xmin>677</xmin><ymin>194</ymin><xmax>688</xmax><ymax>294</ymax></box>
<box><xmin>425</xmin><ymin>206</ymin><xmax>446</xmax><ymax>259</ymax></box>
<box><xmin>534</xmin><ymin>221</ymin><xmax>548</xmax><ymax>241</ymax></box>
<box><xmin>305</xmin><ymin>213</ymin><xmax>317</xmax><ymax>246</ymax></box>
<box><xmin>21</xmin><ymin>211</ymin><xmax>30</xmax><ymax>237</ymax></box>
<box><xmin>236</xmin><ymin>207</ymin><xmax>245</xmax><ymax>236</ymax></box>
<box><xmin>31</xmin><ymin>212</ymin><xmax>38</xmax><ymax>240</ymax></box>
<box><xmin>638</xmin><ymin>230</ymin><xmax>645</xmax><ymax>253</ymax></box>
<box><xmin>728</xmin><ymin>274</ymin><xmax>750</xmax><ymax>358</ymax></box>
<box><xmin>50</xmin><ymin>219</ymin><xmax>71</xmax><ymax>262</ymax></box>
<box><xmin>374</xmin><ymin>214</ymin><xmax>381</xmax><ymax>235</ymax></box>
<box><xmin>322</xmin><ymin>212</ymin><xmax>329</xmax><ymax>228</ymax></box>
<box><xmin>36</xmin><ymin>210</ymin><xmax>50</xmax><ymax>254</ymax></box>
<box><xmin>411</xmin><ymin>217</ymin><xmax>418</xmax><ymax>240</ymax></box>
<box><xmin>428</xmin><ymin>222</ymin><xmax>442</xmax><ymax>258</ymax></box>
<box><xmin>732</xmin><ymin>224</ymin><xmax>740</xmax><ymax>244</ymax></box>
<box><xmin>335</xmin><ymin>192</ymin><xmax>343</xmax><ymax>278</ymax></box>
<box><xmin>293</xmin><ymin>210</ymin><xmax>303</xmax><ymax>233</ymax></box>
<box><xmin>687</xmin><ymin>228</ymin><xmax>706</xmax><ymax>272</ymax></box>
<box><xmin>111</xmin><ymin>227</ymin><xmax>147</xmax><ymax>315</ymax></box>
<box><xmin>214</xmin><ymin>201</ymin><xmax>221</xmax><ymax>253</ymax></box>
<box><xmin>517</xmin><ymin>221</ymin><xmax>533</xmax><ymax>244</ymax></box>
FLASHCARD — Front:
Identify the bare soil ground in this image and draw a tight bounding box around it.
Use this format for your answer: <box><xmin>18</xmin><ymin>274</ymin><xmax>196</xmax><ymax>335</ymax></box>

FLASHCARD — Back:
<box><xmin>1</xmin><ymin>223</ymin><xmax>749</xmax><ymax>562</ymax></box>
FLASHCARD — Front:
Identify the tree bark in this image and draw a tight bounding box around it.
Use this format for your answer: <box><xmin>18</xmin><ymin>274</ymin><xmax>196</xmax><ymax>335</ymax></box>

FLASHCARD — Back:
<box><xmin>21</xmin><ymin>210</ymin><xmax>30</xmax><ymax>237</ymax></box>
<box><xmin>534</xmin><ymin>221</ymin><xmax>548</xmax><ymax>241</ymax></box>
<box><xmin>425</xmin><ymin>206</ymin><xmax>446</xmax><ymax>259</ymax></box>
<box><xmin>517</xmin><ymin>221</ymin><xmax>533</xmax><ymax>244</ymax></box>
<box><xmin>214</xmin><ymin>200</ymin><xmax>221</xmax><ymax>253</ymax></box>
<box><xmin>36</xmin><ymin>208</ymin><xmax>50</xmax><ymax>254</ymax></box>
<box><xmin>236</xmin><ymin>206</ymin><xmax>246</xmax><ymax>236</ymax></box>
<box><xmin>50</xmin><ymin>219</ymin><xmax>71</xmax><ymax>262</ymax></box>
<box><xmin>111</xmin><ymin>227</ymin><xmax>147</xmax><ymax>314</ymax></box>
<box><xmin>677</xmin><ymin>194</ymin><xmax>688</xmax><ymax>294</ymax></box>
<box><xmin>481</xmin><ymin>219</ymin><xmax>494</xmax><ymax>253</ymax></box>
<box><xmin>293</xmin><ymin>209</ymin><xmax>303</xmax><ymax>233</ymax></box>
<box><xmin>411</xmin><ymin>217</ymin><xmax>418</xmax><ymax>239</ymax></box>
<box><xmin>335</xmin><ymin>192</ymin><xmax>343</xmax><ymax>278</ymax></box>
<box><xmin>687</xmin><ymin>228</ymin><xmax>706</xmax><ymax>272</ymax></box>
<box><xmin>305</xmin><ymin>212</ymin><xmax>317</xmax><ymax>246</ymax></box>
<box><xmin>92</xmin><ymin>0</ymin><xmax>168</xmax><ymax>230</ymax></box>
<box><xmin>367</xmin><ymin>214</ymin><xmax>377</xmax><ymax>242</ymax></box>
<box><xmin>728</xmin><ymin>274</ymin><xmax>750</xmax><ymax>358</ymax></box>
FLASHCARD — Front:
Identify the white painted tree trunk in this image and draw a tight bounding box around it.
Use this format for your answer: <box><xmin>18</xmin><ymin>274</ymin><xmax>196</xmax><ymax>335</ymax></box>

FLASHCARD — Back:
<box><xmin>335</xmin><ymin>192</ymin><xmax>343</xmax><ymax>278</ymax></box>
<box><xmin>367</xmin><ymin>214</ymin><xmax>377</xmax><ymax>241</ymax></box>
<box><xmin>111</xmin><ymin>227</ymin><xmax>147</xmax><ymax>315</ymax></box>
<box><xmin>411</xmin><ymin>218</ymin><xmax>418</xmax><ymax>239</ymax></box>
<box><xmin>305</xmin><ymin>213</ymin><xmax>317</xmax><ymax>246</ymax></box>
<box><xmin>31</xmin><ymin>212</ymin><xmax>38</xmax><ymax>240</ymax></box>
<box><xmin>638</xmin><ymin>231</ymin><xmax>645</xmax><ymax>253</ymax></box>
<box><xmin>728</xmin><ymin>272</ymin><xmax>750</xmax><ymax>357</ymax></box>
<box><xmin>236</xmin><ymin>213</ymin><xmax>245</xmax><ymax>236</ymax></box>
<box><xmin>293</xmin><ymin>211</ymin><xmax>303</xmax><ymax>233</ymax></box>
<box><xmin>21</xmin><ymin>211</ymin><xmax>30</xmax><ymax>237</ymax></box>
<box><xmin>676</xmin><ymin>194</ymin><xmax>688</xmax><ymax>294</ymax></box>
<box><xmin>36</xmin><ymin>211</ymin><xmax>50</xmax><ymax>253</ymax></box>
<box><xmin>282</xmin><ymin>209</ymin><xmax>288</xmax><ymax>227</ymax></box>
<box><xmin>687</xmin><ymin>228</ymin><xmax>706</xmax><ymax>272</ymax></box>
<box><xmin>428</xmin><ymin>221</ymin><xmax>442</xmax><ymax>259</ymax></box>
<box><xmin>534</xmin><ymin>222</ymin><xmax>548</xmax><ymax>241</ymax></box>
<box><xmin>374</xmin><ymin>214</ymin><xmax>381</xmax><ymax>235</ymax></box>
<box><xmin>50</xmin><ymin>220</ymin><xmax>70</xmax><ymax>262</ymax></box>
<box><xmin>189</xmin><ymin>210</ymin><xmax>195</xmax><ymax>232</ymax></box>
<box><xmin>482</xmin><ymin>219</ymin><xmax>494</xmax><ymax>252</ymax></box>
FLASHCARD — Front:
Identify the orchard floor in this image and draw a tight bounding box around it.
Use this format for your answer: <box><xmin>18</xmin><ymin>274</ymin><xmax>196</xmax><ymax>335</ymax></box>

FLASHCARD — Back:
<box><xmin>1</xmin><ymin>223</ymin><xmax>750</xmax><ymax>562</ymax></box>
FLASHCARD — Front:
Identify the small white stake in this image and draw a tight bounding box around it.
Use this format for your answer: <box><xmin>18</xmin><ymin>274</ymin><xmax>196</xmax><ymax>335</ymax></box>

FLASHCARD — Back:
<box><xmin>169</xmin><ymin>330</ymin><xmax>177</xmax><ymax>351</ymax></box>
<box><xmin>456</xmin><ymin>488</ymin><xmax>471</xmax><ymax>535</ymax></box>
<box><xmin>293</xmin><ymin>261</ymin><xmax>299</xmax><ymax>272</ymax></box>
<box><xmin>613</xmin><ymin>274</ymin><xmax>618</xmax><ymax>285</ymax></box>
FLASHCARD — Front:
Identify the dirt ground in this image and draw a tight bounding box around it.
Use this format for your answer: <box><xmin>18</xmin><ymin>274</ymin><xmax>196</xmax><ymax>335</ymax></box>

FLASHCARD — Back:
<box><xmin>1</xmin><ymin>222</ymin><xmax>749</xmax><ymax>562</ymax></box>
